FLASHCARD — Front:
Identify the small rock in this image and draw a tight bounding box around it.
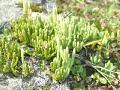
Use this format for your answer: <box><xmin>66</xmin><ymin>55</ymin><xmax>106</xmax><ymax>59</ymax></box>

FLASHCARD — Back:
<box><xmin>7</xmin><ymin>78</ymin><xmax>22</xmax><ymax>90</ymax></box>
<box><xmin>45</xmin><ymin>2</ymin><xmax>56</xmax><ymax>13</ymax></box>
<box><xmin>31</xmin><ymin>74</ymin><xmax>49</xmax><ymax>87</ymax></box>
<box><xmin>51</xmin><ymin>80</ymin><xmax>70</xmax><ymax>90</ymax></box>
<box><xmin>0</xmin><ymin>74</ymin><xmax>4</xmax><ymax>79</ymax></box>
<box><xmin>0</xmin><ymin>85</ymin><xmax>7</xmax><ymax>90</ymax></box>
<box><xmin>0</xmin><ymin>0</ymin><xmax>23</xmax><ymax>27</ymax></box>
<box><xmin>0</xmin><ymin>74</ymin><xmax>8</xmax><ymax>86</ymax></box>
<box><xmin>18</xmin><ymin>0</ymin><xmax>47</xmax><ymax>4</ymax></box>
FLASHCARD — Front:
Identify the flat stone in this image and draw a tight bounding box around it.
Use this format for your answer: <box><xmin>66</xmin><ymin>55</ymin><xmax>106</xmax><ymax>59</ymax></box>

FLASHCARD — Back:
<box><xmin>0</xmin><ymin>85</ymin><xmax>7</xmax><ymax>90</ymax></box>
<box><xmin>0</xmin><ymin>0</ymin><xmax>23</xmax><ymax>30</ymax></box>
<box><xmin>7</xmin><ymin>78</ymin><xmax>22</xmax><ymax>90</ymax></box>
<box><xmin>0</xmin><ymin>0</ymin><xmax>23</xmax><ymax>21</ymax></box>
<box><xmin>51</xmin><ymin>81</ymin><xmax>70</xmax><ymax>90</ymax></box>
<box><xmin>28</xmin><ymin>0</ymin><xmax>47</xmax><ymax>4</ymax></box>
<box><xmin>31</xmin><ymin>72</ymin><xmax>50</xmax><ymax>87</ymax></box>
<box><xmin>45</xmin><ymin>2</ymin><xmax>56</xmax><ymax>13</ymax></box>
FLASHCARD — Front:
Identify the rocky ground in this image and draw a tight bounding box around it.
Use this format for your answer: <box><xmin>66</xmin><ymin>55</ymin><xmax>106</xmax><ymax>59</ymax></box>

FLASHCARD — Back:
<box><xmin>0</xmin><ymin>0</ymin><xmax>22</xmax><ymax>29</ymax></box>
<box><xmin>0</xmin><ymin>0</ymin><xmax>55</xmax><ymax>29</ymax></box>
<box><xmin>0</xmin><ymin>65</ymin><xmax>70</xmax><ymax>90</ymax></box>
<box><xmin>0</xmin><ymin>0</ymin><xmax>40</xmax><ymax>29</ymax></box>
<box><xmin>0</xmin><ymin>0</ymin><xmax>70</xmax><ymax>90</ymax></box>
<box><xmin>1</xmin><ymin>0</ymin><xmax>120</xmax><ymax>90</ymax></box>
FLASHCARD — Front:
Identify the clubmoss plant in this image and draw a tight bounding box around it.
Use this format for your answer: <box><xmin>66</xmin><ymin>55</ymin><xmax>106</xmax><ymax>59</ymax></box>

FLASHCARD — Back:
<box><xmin>10</xmin><ymin>13</ymin><xmax>57</xmax><ymax>60</ymax></box>
<box><xmin>0</xmin><ymin>37</ymin><xmax>32</xmax><ymax>76</ymax></box>
<box><xmin>0</xmin><ymin>38</ymin><xmax>21</xmax><ymax>76</ymax></box>
<box><xmin>50</xmin><ymin>36</ymin><xmax>75</xmax><ymax>82</ymax></box>
<box><xmin>0</xmin><ymin>1</ymin><xmax>120</xmax><ymax>87</ymax></box>
<box><xmin>21</xmin><ymin>47</ymin><xmax>32</xmax><ymax>77</ymax></box>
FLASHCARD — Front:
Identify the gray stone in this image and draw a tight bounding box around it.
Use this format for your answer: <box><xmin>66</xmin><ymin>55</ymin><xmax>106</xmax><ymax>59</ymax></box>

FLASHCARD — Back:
<box><xmin>0</xmin><ymin>0</ymin><xmax>23</xmax><ymax>21</ymax></box>
<box><xmin>0</xmin><ymin>85</ymin><xmax>7</xmax><ymax>90</ymax></box>
<box><xmin>31</xmin><ymin>72</ymin><xmax>49</xmax><ymax>87</ymax></box>
<box><xmin>16</xmin><ymin>0</ymin><xmax>47</xmax><ymax>4</ymax></box>
<box><xmin>0</xmin><ymin>0</ymin><xmax>23</xmax><ymax>29</ymax></box>
<box><xmin>0</xmin><ymin>74</ymin><xmax>4</xmax><ymax>79</ymax></box>
<box><xmin>45</xmin><ymin>2</ymin><xmax>56</xmax><ymax>13</ymax></box>
<box><xmin>7</xmin><ymin>78</ymin><xmax>22</xmax><ymax>90</ymax></box>
<box><xmin>51</xmin><ymin>80</ymin><xmax>70</xmax><ymax>90</ymax></box>
<box><xmin>28</xmin><ymin>0</ymin><xmax>47</xmax><ymax>4</ymax></box>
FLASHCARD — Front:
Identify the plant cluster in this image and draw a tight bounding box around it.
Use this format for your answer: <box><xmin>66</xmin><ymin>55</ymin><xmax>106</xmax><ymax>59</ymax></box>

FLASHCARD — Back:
<box><xmin>10</xmin><ymin>13</ymin><xmax>56</xmax><ymax>60</ymax></box>
<box><xmin>0</xmin><ymin>37</ymin><xmax>32</xmax><ymax>76</ymax></box>
<box><xmin>50</xmin><ymin>36</ymin><xmax>75</xmax><ymax>82</ymax></box>
<box><xmin>0</xmin><ymin>0</ymin><xmax>120</xmax><ymax>89</ymax></box>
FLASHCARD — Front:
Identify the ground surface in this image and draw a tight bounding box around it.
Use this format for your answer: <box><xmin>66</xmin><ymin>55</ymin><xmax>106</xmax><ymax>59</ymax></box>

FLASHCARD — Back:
<box><xmin>0</xmin><ymin>0</ymin><xmax>23</xmax><ymax>29</ymax></box>
<box><xmin>0</xmin><ymin>0</ymin><xmax>120</xmax><ymax>90</ymax></box>
<box><xmin>0</xmin><ymin>0</ymin><xmax>70</xmax><ymax>90</ymax></box>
